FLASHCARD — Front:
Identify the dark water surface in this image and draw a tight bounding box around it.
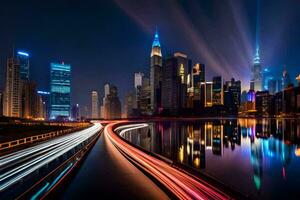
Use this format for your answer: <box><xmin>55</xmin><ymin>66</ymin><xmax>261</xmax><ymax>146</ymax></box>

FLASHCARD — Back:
<box><xmin>122</xmin><ymin>118</ymin><xmax>300</xmax><ymax>199</ymax></box>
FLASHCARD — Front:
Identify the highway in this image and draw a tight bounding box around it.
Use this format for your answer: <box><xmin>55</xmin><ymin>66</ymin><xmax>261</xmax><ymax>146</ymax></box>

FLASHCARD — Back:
<box><xmin>0</xmin><ymin>123</ymin><xmax>102</xmax><ymax>198</ymax></box>
<box><xmin>106</xmin><ymin>121</ymin><xmax>232</xmax><ymax>200</ymax></box>
<box><xmin>61</xmin><ymin>122</ymin><xmax>169</xmax><ymax>199</ymax></box>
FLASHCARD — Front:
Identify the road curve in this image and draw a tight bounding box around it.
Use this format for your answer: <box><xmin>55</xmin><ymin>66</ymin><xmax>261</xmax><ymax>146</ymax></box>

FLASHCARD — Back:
<box><xmin>0</xmin><ymin>123</ymin><xmax>102</xmax><ymax>193</ymax></box>
<box><xmin>61</xmin><ymin>123</ymin><xmax>169</xmax><ymax>199</ymax></box>
<box><xmin>105</xmin><ymin>121</ymin><xmax>232</xmax><ymax>200</ymax></box>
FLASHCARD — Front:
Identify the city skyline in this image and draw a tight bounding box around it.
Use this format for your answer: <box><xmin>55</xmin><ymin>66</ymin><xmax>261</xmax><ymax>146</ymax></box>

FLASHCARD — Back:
<box><xmin>0</xmin><ymin>0</ymin><xmax>300</xmax><ymax>110</ymax></box>
<box><xmin>1</xmin><ymin>1</ymin><xmax>300</xmax><ymax>199</ymax></box>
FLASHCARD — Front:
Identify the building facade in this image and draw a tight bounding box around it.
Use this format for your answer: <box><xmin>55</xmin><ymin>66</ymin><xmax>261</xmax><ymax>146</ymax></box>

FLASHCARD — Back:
<box><xmin>17</xmin><ymin>51</ymin><xmax>30</xmax><ymax>81</ymax></box>
<box><xmin>212</xmin><ymin>76</ymin><xmax>224</xmax><ymax>105</ymax></box>
<box><xmin>104</xmin><ymin>84</ymin><xmax>121</xmax><ymax>119</ymax></box>
<box><xmin>50</xmin><ymin>62</ymin><xmax>71</xmax><ymax>120</ymax></box>
<box><xmin>4</xmin><ymin>57</ymin><xmax>21</xmax><ymax>117</ymax></box>
<box><xmin>161</xmin><ymin>52</ymin><xmax>188</xmax><ymax>115</ymax></box>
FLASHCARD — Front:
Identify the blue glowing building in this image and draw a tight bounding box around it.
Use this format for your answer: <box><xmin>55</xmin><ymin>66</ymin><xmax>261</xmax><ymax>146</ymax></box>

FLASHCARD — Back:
<box><xmin>17</xmin><ymin>51</ymin><xmax>30</xmax><ymax>80</ymax></box>
<box><xmin>50</xmin><ymin>62</ymin><xmax>71</xmax><ymax>120</ymax></box>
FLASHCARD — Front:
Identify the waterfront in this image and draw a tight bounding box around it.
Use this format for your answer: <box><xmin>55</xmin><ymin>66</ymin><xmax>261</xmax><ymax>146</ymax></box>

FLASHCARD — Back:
<box><xmin>122</xmin><ymin>118</ymin><xmax>300</xmax><ymax>199</ymax></box>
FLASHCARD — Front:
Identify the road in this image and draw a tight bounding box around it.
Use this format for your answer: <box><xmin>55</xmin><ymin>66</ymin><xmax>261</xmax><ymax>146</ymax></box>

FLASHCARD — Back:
<box><xmin>0</xmin><ymin>123</ymin><xmax>102</xmax><ymax>198</ymax></box>
<box><xmin>105</xmin><ymin>122</ymin><xmax>232</xmax><ymax>200</ymax></box>
<box><xmin>61</xmin><ymin>125</ymin><xmax>169</xmax><ymax>199</ymax></box>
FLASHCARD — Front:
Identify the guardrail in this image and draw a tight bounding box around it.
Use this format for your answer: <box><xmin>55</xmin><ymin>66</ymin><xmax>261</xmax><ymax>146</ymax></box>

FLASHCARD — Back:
<box><xmin>0</xmin><ymin>124</ymin><xmax>91</xmax><ymax>151</ymax></box>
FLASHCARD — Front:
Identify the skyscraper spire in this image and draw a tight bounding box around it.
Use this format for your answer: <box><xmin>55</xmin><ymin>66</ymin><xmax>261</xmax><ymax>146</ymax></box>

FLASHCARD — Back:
<box><xmin>152</xmin><ymin>27</ymin><xmax>161</xmax><ymax>48</ymax></box>
<box><xmin>254</xmin><ymin>0</ymin><xmax>260</xmax><ymax>64</ymax></box>
<box><xmin>151</xmin><ymin>27</ymin><xmax>162</xmax><ymax>57</ymax></box>
<box><xmin>150</xmin><ymin>27</ymin><xmax>162</xmax><ymax>114</ymax></box>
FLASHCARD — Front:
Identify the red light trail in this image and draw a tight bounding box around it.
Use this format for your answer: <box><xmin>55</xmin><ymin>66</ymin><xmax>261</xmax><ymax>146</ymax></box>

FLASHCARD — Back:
<box><xmin>104</xmin><ymin>121</ymin><xmax>232</xmax><ymax>200</ymax></box>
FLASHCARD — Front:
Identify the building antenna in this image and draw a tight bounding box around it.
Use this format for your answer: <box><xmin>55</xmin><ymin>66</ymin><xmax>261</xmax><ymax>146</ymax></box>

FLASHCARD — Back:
<box><xmin>256</xmin><ymin>0</ymin><xmax>260</xmax><ymax>50</ymax></box>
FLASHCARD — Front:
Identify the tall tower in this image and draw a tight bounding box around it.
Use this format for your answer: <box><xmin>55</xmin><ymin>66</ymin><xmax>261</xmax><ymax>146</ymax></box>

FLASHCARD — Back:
<box><xmin>17</xmin><ymin>51</ymin><xmax>30</xmax><ymax>80</ymax></box>
<box><xmin>4</xmin><ymin>57</ymin><xmax>21</xmax><ymax>117</ymax></box>
<box><xmin>150</xmin><ymin>28</ymin><xmax>162</xmax><ymax>114</ymax></box>
<box><xmin>91</xmin><ymin>90</ymin><xmax>99</xmax><ymax>118</ymax></box>
<box><xmin>50</xmin><ymin>62</ymin><xmax>71</xmax><ymax>120</ymax></box>
<box><xmin>251</xmin><ymin>0</ymin><xmax>262</xmax><ymax>91</ymax></box>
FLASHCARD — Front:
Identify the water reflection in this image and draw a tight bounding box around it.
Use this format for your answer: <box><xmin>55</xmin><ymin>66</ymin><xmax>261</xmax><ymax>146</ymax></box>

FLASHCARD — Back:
<box><xmin>123</xmin><ymin>118</ymin><xmax>300</xmax><ymax>199</ymax></box>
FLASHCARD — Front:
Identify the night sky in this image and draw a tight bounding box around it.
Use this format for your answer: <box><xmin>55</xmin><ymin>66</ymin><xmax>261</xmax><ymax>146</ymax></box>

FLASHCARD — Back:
<box><xmin>0</xmin><ymin>0</ymin><xmax>300</xmax><ymax>112</ymax></box>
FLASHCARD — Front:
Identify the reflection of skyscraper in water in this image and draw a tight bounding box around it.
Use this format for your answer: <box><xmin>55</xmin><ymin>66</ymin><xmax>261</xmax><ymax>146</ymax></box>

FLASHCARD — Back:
<box><xmin>186</xmin><ymin>124</ymin><xmax>205</xmax><ymax>169</ymax></box>
<box><xmin>204</xmin><ymin>121</ymin><xmax>223</xmax><ymax>155</ymax></box>
<box><xmin>250</xmin><ymin>140</ymin><xmax>263</xmax><ymax>192</ymax></box>
<box><xmin>212</xmin><ymin>123</ymin><xmax>223</xmax><ymax>155</ymax></box>
<box><xmin>205</xmin><ymin>122</ymin><xmax>213</xmax><ymax>150</ymax></box>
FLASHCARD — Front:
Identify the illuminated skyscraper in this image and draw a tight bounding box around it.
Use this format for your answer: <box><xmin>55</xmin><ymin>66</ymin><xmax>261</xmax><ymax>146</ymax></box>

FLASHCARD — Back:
<box><xmin>4</xmin><ymin>57</ymin><xmax>21</xmax><ymax>117</ymax></box>
<box><xmin>193</xmin><ymin>63</ymin><xmax>205</xmax><ymax>107</ymax></box>
<box><xmin>161</xmin><ymin>52</ymin><xmax>188</xmax><ymax>115</ymax></box>
<box><xmin>212</xmin><ymin>76</ymin><xmax>223</xmax><ymax>105</ymax></box>
<box><xmin>204</xmin><ymin>82</ymin><xmax>213</xmax><ymax>107</ymax></box>
<box><xmin>150</xmin><ymin>29</ymin><xmax>162</xmax><ymax>114</ymax></box>
<box><xmin>91</xmin><ymin>90</ymin><xmax>99</xmax><ymax>118</ymax></box>
<box><xmin>17</xmin><ymin>51</ymin><xmax>30</xmax><ymax>80</ymax></box>
<box><xmin>50</xmin><ymin>62</ymin><xmax>71</xmax><ymax>120</ymax></box>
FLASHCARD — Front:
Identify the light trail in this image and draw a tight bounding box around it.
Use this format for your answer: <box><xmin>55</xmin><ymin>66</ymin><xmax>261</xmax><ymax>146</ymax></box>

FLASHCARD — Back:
<box><xmin>0</xmin><ymin>123</ymin><xmax>102</xmax><ymax>192</ymax></box>
<box><xmin>105</xmin><ymin>121</ymin><xmax>231</xmax><ymax>200</ymax></box>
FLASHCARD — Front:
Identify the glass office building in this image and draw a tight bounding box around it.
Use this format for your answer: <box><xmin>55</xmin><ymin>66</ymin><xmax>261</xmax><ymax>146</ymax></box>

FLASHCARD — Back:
<box><xmin>17</xmin><ymin>51</ymin><xmax>30</xmax><ymax>80</ymax></box>
<box><xmin>50</xmin><ymin>62</ymin><xmax>71</xmax><ymax>119</ymax></box>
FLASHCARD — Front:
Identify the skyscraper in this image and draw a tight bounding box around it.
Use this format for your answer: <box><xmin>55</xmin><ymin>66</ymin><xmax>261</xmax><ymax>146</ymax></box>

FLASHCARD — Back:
<box><xmin>101</xmin><ymin>83</ymin><xmax>110</xmax><ymax>118</ymax></box>
<box><xmin>204</xmin><ymin>82</ymin><xmax>213</xmax><ymax>107</ymax></box>
<box><xmin>104</xmin><ymin>84</ymin><xmax>121</xmax><ymax>119</ymax></box>
<box><xmin>71</xmin><ymin>104</ymin><xmax>80</xmax><ymax>121</ymax></box>
<box><xmin>282</xmin><ymin>67</ymin><xmax>291</xmax><ymax>89</ymax></box>
<box><xmin>150</xmin><ymin>29</ymin><xmax>162</xmax><ymax>114</ymax></box>
<box><xmin>50</xmin><ymin>62</ymin><xmax>71</xmax><ymax>120</ymax></box>
<box><xmin>22</xmin><ymin>80</ymin><xmax>38</xmax><ymax>118</ymax></box>
<box><xmin>4</xmin><ymin>57</ymin><xmax>21</xmax><ymax>117</ymax></box>
<box><xmin>91</xmin><ymin>90</ymin><xmax>99</xmax><ymax>118</ymax></box>
<box><xmin>212</xmin><ymin>76</ymin><xmax>223</xmax><ymax>105</ymax></box>
<box><xmin>17</xmin><ymin>51</ymin><xmax>30</xmax><ymax>80</ymax></box>
<box><xmin>193</xmin><ymin>63</ymin><xmax>205</xmax><ymax>108</ymax></box>
<box><xmin>37</xmin><ymin>90</ymin><xmax>50</xmax><ymax>119</ymax></box>
<box><xmin>224</xmin><ymin>78</ymin><xmax>241</xmax><ymax>113</ymax></box>
<box><xmin>134</xmin><ymin>72</ymin><xmax>144</xmax><ymax>89</ymax></box>
<box><xmin>137</xmin><ymin>77</ymin><xmax>151</xmax><ymax>115</ymax></box>
<box><xmin>161</xmin><ymin>52</ymin><xmax>188</xmax><ymax>115</ymax></box>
